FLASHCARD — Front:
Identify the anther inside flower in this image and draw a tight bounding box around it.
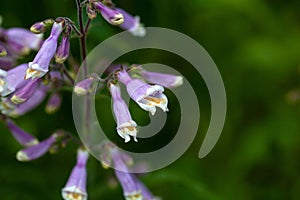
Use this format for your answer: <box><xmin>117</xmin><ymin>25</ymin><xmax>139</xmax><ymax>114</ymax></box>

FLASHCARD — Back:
<box><xmin>138</xmin><ymin>85</ymin><xmax>169</xmax><ymax>115</ymax></box>
<box><xmin>125</xmin><ymin>192</ymin><xmax>143</xmax><ymax>200</ymax></box>
<box><xmin>62</xmin><ymin>188</ymin><xmax>87</xmax><ymax>200</ymax></box>
<box><xmin>117</xmin><ymin>121</ymin><xmax>138</xmax><ymax>143</ymax></box>
<box><xmin>109</xmin><ymin>13</ymin><xmax>124</xmax><ymax>25</ymax></box>
<box><xmin>117</xmin><ymin>70</ymin><xmax>169</xmax><ymax>116</ymax></box>
<box><xmin>25</xmin><ymin>62</ymin><xmax>48</xmax><ymax>80</ymax></box>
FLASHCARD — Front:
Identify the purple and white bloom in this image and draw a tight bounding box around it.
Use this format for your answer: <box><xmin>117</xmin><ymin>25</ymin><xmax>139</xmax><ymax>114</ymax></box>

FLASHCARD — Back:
<box><xmin>55</xmin><ymin>36</ymin><xmax>70</xmax><ymax>63</ymax></box>
<box><xmin>93</xmin><ymin>1</ymin><xmax>124</xmax><ymax>25</ymax></box>
<box><xmin>0</xmin><ymin>44</ymin><xmax>7</xmax><ymax>56</ymax></box>
<box><xmin>110</xmin><ymin>83</ymin><xmax>137</xmax><ymax>143</ymax></box>
<box><xmin>0</xmin><ymin>86</ymin><xmax>47</xmax><ymax>117</ymax></box>
<box><xmin>74</xmin><ymin>76</ymin><xmax>97</xmax><ymax>96</ymax></box>
<box><xmin>62</xmin><ymin>149</ymin><xmax>89</xmax><ymax>200</ymax></box>
<box><xmin>12</xmin><ymin>88</ymin><xmax>47</xmax><ymax>117</ymax></box>
<box><xmin>11</xmin><ymin>79</ymin><xmax>40</xmax><ymax>104</ymax></box>
<box><xmin>16</xmin><ymin>133</ymin><xmax>58</xmax><ymax>162</ymax></box>
<box><xmin>6</xmin><ymin>119</ymin><xmax>39</xmax><ymax>146</ymax></box>
<box><xmin>112</xmin><ymin>150</ymin><xmax>142</xmax><ymax>200</ymax></box>
<box><xmin>139</xmin><ymin>68</ymin><xmax>183</xmax><ymax>88</ymax></box>
<box><xmin>115</xmin><ymin>8</ymin><xmax>146</xmax><ymax>37</ymax></box>
<box><xmin>0</xmin><ymin>63</ymin><xmax>29</xmax><ymax>96</ymax></box>
<box><xmin>4</xmin><ymin>28</ymin><xmax>43</xmax><ymax>56</ymax></box>
<box><xmin>45</xmin><ymin>92</ymin><xmax>62</xmax><ymax>114</ymax></box>
<box><xmin>26</xmin><ymin>22</ymin><xmax>64</xmax><ymax>80</ymax></box>
<box><xmin>117</xmin><ymin>70</ymin><xmax>168</xmax><ymax>115</ymax></box>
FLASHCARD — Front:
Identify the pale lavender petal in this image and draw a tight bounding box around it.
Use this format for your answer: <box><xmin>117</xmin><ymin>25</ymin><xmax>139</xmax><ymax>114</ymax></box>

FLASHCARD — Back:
<box><xmin>115</xmin><ymin>8</ymin><xmax>146</xmax><ymax>37</ymax></box>
<box><xmin>93</xmin><ymin>1</ymin><xmax>124</xmax><ymax>25</ymax></box>
<box><xmin>0</xmin><ymin>56</ymin><xmax>16</xmax><ymax>70</ymax></box>
<box><xmin>11</xmin><ymin>87</ymin><xmax>47</xmax><ymax>117</ymax></box>
<box><xmin>26</xmin><ymin>22</ymin><xmax>63</xmax><ymax>79</ymax></box>
<box><xmin>45</xmin><ymin>92</ymin><xmax>62</xmax><ymax>114</ymax></box>
<box><xmin>4</xmin><ymin>28</ymin><xmax>43</xmax><ymax>56</ymax></box>
<box><xmin>117</xmin><ymin>70</ymin><xmax>168</xmax><ymax>115</ymax></box>
<box><xmin>0</xmin><ymin>64</ymin><xmax>29</xmax><ymax>96</ymax></box>
<box><xmin>11</xmin><ymin>79</ymin><xmax>40</xmax><ymax>104</ymax></box>
<box><xmin>55</xmin><ymin>36</ymin><xmax>70</xmax><ymax>63</ymax></box>
<box><xmin>110</xmin><ymin>83</ymin><xmax>137</xmax><ymax>142</ymax></box>
<box><xmin>62</xmin><ymin>149</ymin><xmax>89</xmax><ymax>200</ymax></box>
<box><xmin>112</xmin><ymin>150</ymin><xmax>142</xmax><ymax>200</ymax></box>
<box><xmin>6</xmin><ymin>119</ymin><xmax>38</xmax><ymax>146</ymax></box>
<box><xmin>16</xmin><ymin>133</ymin><xmax>57</xmax><ymax>161</ymax></box>
<box><xmin>140</xmin><ymin>70</ymin><xmax>183</xmax><ymax>88</ymax></box>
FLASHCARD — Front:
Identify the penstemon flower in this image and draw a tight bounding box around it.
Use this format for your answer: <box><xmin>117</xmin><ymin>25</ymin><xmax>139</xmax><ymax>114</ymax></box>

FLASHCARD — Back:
<box><xmin>74</xmin><ymin>75</ymin><xmax>98</xmax><ymax>96</ymax></box>
<box><xmin>0</xmin><ymin>64</ymin><xmax>29</xmax><ymax>97</ymax></box>
<box><xmin>6</xmin><ymin>119</ymin><xmax>39</xmax><ymax>146</ymax></box>
<box><xmin>16</xmin><ymin>133</ymin><xmax>58</xmax><ymax>162</ymax></box>
<box><xmin>62</xmin><ymin>149</ymin><xmax>89</xmax><ymax>200</ymax></box>
<box><xmin>92</xmin><ymin>1</ymin><xmax>124</xmax><ymax>25</ymax></box>
<box><xmin>0</xmin><ymin>1</ymin><xmax>185</xmax><ymax>199</ymax></box>
<box><xmin>10</xmin><ymin>87</ymin><xmax>48</xmax><ymax>117</ymax></box>
<box><xmin>110</xmin><ymin>83</ymin><xmax>138</xmax><ymax>143</ymax></box>
<box><xmin>10</xmin><ymin>79</ymin><xmax>40</xmax><ymax>104</ymax></box>
<box><xmin>112</xmin><ymin>149</ymin><xmax>142</xmax><ymax>200</ymax></box>
<box><xmin>117</xmin><ymin>69</ymin><xmax>168</xmax><ymax>115</ymax></box>
<box><xmin>45</xmin><ymin>92</ymin><xmax>62</xmax><ymax>114</ymax></box>
<box><xmin>138</xmin><ymin>66</ymin><xmax>183</xmax><ymax>88</ymax></box>
<box><xmin>115</xmin><ymin>8</ymin><xmax>146</xmax><ymax>37</ymax></box>
<box><xmin>26</xmin><ymin>21</ymin><xmax>64</xmax><ymax>80</ymax></box>
<box><xmin>3</xmin><ymin>27</ymin><xmax>43</xmax><ymax>56</ymax></box>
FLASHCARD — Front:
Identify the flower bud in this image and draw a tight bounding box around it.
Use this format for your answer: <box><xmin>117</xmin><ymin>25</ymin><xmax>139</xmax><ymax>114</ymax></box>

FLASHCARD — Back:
<box><xmin>16</xmin><ymin>133</ymin><xmax>58</xmax><ymax>162</ymax></box>
<box><xmin>86</xmin><ymin>3</ymin><xmax>97</xmax><ymax>20</ymax></box>
<box><xmin>55</xmin><ymin>36</ymin><xmax>70</xmax><ymax>63</ymax></box>
<box><xmin>45</xmin><ymin>92</ymin><xmax>62</xmax><ymax>114</ymax></box>
<box><xmin>11</xmin><ymin>79</ymin><xmax>40</xmax><ymax>104</ymax></box>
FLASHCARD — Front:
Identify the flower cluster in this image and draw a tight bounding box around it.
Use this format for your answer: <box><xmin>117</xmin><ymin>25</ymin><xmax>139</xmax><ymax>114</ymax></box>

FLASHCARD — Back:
<box><xmin>0</xmin><ymin>0</ymin><xmax>182</xmax><ymax>199</ymax></box>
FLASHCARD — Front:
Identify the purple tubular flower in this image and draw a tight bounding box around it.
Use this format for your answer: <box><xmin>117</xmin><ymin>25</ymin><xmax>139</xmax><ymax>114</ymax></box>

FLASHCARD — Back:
<box><xmin>93</xmin><ymin>1</ymin><xmax>124</xmax><ymax>25</ymax></box>
<box><xmin>55</xmin><ymin>36</ymin><xmax>70</xmax><ymax>63</ymax></box>
<box><xmin>117</xmin><ymin>70</ymin><xmax>168</xmax><ymax>115</ymax></box>
<box><xmin>110</xmin><ymin>83</ymin><xmax>137</xmax><ymax>143</ymax></box>
<box><xmin>112</xmin><ymin>150</ymin><xmax>142</xmax><ymax>200</ymax></box>
<box><xmin>139</xmin><ymin>68</ymin><xmax>183</xmax><ymax>88</ymax></box>
<box><xmin>132</xmin><ymin>176</ymin><xmax>160</xmax><ymax>200</ymax></box>
<box><xmin>0</xmin><ymin>64</ymin><xmax>29</xmax><ymax>96</ymax></box>
<box><xmin>62</xmin><ymin>149</ymin><xmax>89</xmax><ymax>200</ymax></box>
<box><xmin>74</xmin><ymin>76</ymin><xmax>97</xmax><ymax>96</ymax></box>
<box><xmin>115</xmin><ymin>8</ymin><xmax>146</xmax><ymax>37</ymax></box>
<box><xmin>11</xmin><ymin>79</ymin><xmax>40</xmax><ymax>104</ymax></box>
<box><xmin>45</xmin><ymin>92</ymin><xmax>62</xmax><ymax>114</ymax></box>
<box><xmin>0</xmin><ymin>44</ymin><xmax>7</xmax><ymax>56</ymax></box>
<box><xmin>16</xmin><ymin>133</ymin><xmax>57</xmax><ymax>161</ymax></box>
<box><xmin>26</xmin><ymin>22</ymin><xmax>64</xmax><ymax>80</ymax></box>
<box><xmin>4</xmin><ymin>28</ymin><xmax>43</xmax><ymax>56</ymax></box>
<box><xmin>12</xmin><ymin>88</ymin><xmax>47</xmax><ymax>117</ymax></box>
<box><xmin>6</xmin><ymin>119</ymin><xmax>39</xmax><ymax>146</ymax></box>
<box><xmin>0</xmin><ymin>86</ymin><xmax>47</xmax><ymax>117</ymax></box>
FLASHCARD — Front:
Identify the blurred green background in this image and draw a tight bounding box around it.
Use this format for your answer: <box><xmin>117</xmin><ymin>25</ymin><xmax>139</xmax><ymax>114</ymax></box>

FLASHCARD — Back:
<box><xmin>1</xmin><ymin>0</ymin><xmax>300</xmax><ymax>199</ymax></box>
